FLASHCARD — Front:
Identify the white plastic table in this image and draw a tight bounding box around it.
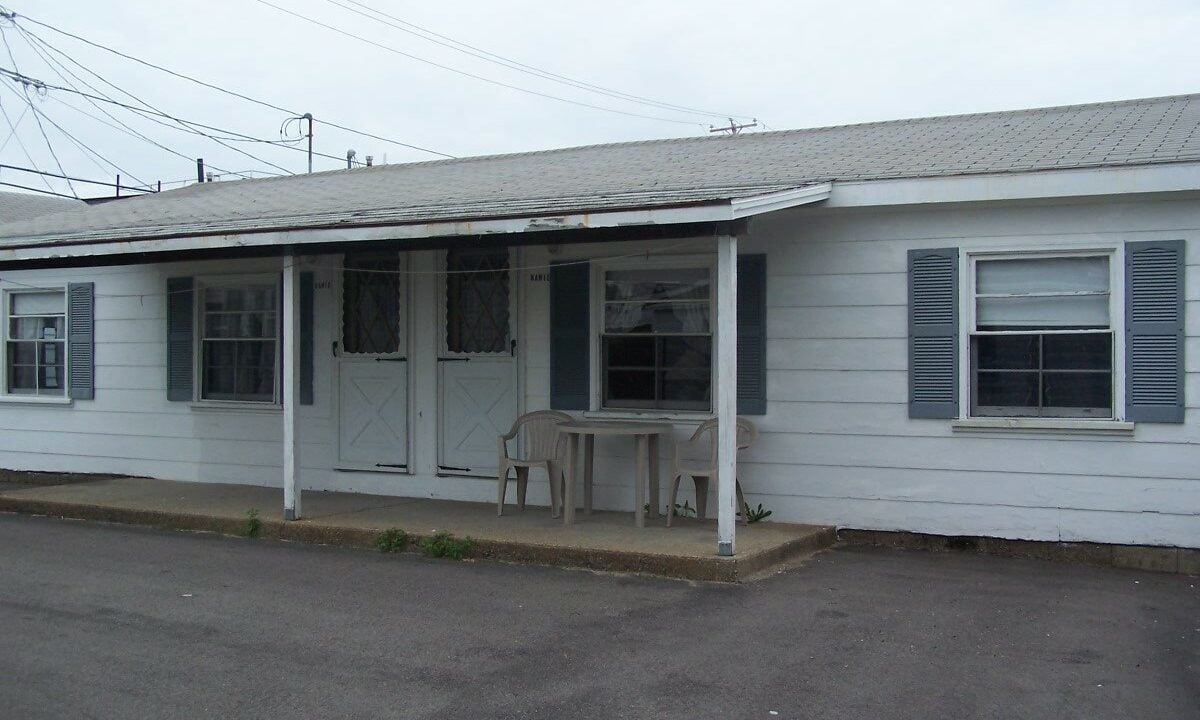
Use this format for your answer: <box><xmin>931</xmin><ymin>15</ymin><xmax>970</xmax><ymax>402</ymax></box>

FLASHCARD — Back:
<box><xmin>557</xmin><ymin>420</ymin><xmax>673</xmax><ymax>527</ymax></box>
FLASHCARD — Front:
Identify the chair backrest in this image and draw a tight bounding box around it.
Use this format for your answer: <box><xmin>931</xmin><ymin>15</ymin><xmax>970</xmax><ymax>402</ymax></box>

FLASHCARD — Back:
<box><xmin>690</xmin><ymin>417</ymin><xmax>759</xmax><ymax>465</ymax></box>
<box><xmin>511</xmin><ymin>410</ymin><xmax>573</xmax><ymax>460</ymax></box>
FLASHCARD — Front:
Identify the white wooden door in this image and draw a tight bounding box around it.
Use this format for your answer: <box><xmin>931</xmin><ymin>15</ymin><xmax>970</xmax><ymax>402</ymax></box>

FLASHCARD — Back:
<box><xmin>438</xmin><ymin>247</ymin><xmax>517</xmax><ymax>476</ymax></box>
<box><xmin>337</xmin><ymin>252</ymin><xmax>409</xmax><ymax>471</ymax></box>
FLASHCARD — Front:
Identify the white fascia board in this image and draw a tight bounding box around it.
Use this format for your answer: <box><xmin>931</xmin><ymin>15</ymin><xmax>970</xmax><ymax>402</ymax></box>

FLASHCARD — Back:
<box><xmin>0</xmin><ymin>184</ymin><xmax>831</xmax><ymax>263</ymax></box>
<box><xmin>825</xmin><ymin>162</ymin><xmax>1200</xmax><ymax>208</ymax></box>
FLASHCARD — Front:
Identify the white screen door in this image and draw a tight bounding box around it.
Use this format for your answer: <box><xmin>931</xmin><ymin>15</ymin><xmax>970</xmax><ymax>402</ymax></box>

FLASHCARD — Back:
<box><xmin>438</xmin><ymin>247</ymin><xmax>517</xmax><ymax>476</ymax></box>
<box><xmin>337</xmin><ymin>252</ymin><xmax>409</xmax><ymax>471</ymax></box>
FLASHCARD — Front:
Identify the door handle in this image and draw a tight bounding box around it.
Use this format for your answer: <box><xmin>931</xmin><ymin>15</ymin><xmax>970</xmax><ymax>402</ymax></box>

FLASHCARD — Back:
<box><xmin>510</xmin><ymin>338</ymin><xmax>516</xmax><ymax>356</ymax></box>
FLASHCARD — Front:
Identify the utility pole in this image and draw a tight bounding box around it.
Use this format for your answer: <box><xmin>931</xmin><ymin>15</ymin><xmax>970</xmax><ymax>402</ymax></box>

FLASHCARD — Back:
<box><xmin>709</xmin><ymin>117</ymin><xmax>758</xmax><ymax>136</ymax></box>
<box><xmin>302</xmin><ymin>113</ymin><xmax>313</xmax><ymax>174</ymax></box>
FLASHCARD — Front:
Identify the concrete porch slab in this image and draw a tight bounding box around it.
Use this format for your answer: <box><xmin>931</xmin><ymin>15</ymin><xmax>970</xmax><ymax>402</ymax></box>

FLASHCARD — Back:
<box><xmin>0</xmin><ymin>475</ymin><xmax>834</xmax><ymax>582</ymax></box>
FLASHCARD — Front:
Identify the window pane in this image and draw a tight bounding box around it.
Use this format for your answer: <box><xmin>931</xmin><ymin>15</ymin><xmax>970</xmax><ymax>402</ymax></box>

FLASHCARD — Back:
<box><xmin>8</xmin><ymin>365</ymin><xmax>36</xmax><ymax>393</ymax></box>
<box><xmin>240</xmin><ymin>341</ymin><xmax>276</xmax><ymax>370</ymax></box>
<box><xmin>39</xmin><ymin>362</ymin><xmax>64</xmax><ymax>392</ymax></box>
<box><xmin>661</xmin><ymin>336</ymin><xmax>711</xmax><ymax>369</ymax></box>
<box><xmin>661</xmin><ymin>369</ymin><xmax>710</xmax><ymax>408</ymax></box>
<box><xmin>1043</xmin><ymin>373</ymin><xmax>1111</xmax><ymax>411</ymax></box>
<box><xmin>445</xmin><ymin>248</ymin><xmax>509</xmax><ymax>354</ymax></box>
<box><xmin>236</xmin><ymin>367</ymin><xmax>275</xmax><ymax>402</ymax></box>
<box><xmin>977</xmin><ymin>294</ymin><xmax>1109</xmax><ymax>330</ymax></box>
<box><xmin>10</xmin><ymin>316</ymin><xmax>61</xmax><ymax>340</ymax></box>
<box><xmin>205</xmin><ymin>285</ymin><xmax>276</xmax><ymax>313</ymax></box>
<box><xmin>976</xmin><ymin>257</ymin><xmax>1109</xmax><ymax>295</ymax></box>
<box><xmin>604</xmin><ymin>301</ymin><xmax>709</xmax><ymax>333</ymax></box>
<box><xmin>975</xmin><ymin>335</ymin><xmax>1038</xmax><ymax>369</ymax></box>
<box><xmin>605</xmin><ymin>336</ymin><xmax>654</xmax><ymax>368</ymax></box>
<box><xmin>605</xmin><ymin>268</ymin><xmax>709</xmax><ymax>302</ymax></box>
<box><xmin>204</xmin><ymin>366</ymin><xmax>236</xmax><ymax>400</ymax></box>
<box><xmin>605</xmin><ymin>370</ymin><xmax>655</xmax><ymax>404</ymax></box>
<box><xmin>7</xmin><ymin>341</ymin><xmax>34</xmax><ymax>365</ymax></box>
<box><xmin>343</xmin><ymin>253</ymin><xmax>402</xmax><ymax>355</ymax></box>
<box><xmin>975</xmin><ymin>371</ymin><xmax>1039</xmax><ymax>410</ymax></box>
<box><xmin>11</xmin><ymin>291</ymin><xmax>64</xmax><ymax>315</ymax></box>
<box><xmin>1043</xmin><ymin>334</ymin><xmax>1111</xmax><ymax>371</ymax></box>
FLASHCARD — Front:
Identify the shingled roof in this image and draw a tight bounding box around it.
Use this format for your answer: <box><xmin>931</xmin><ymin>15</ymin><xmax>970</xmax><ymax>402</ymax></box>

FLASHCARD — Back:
<box><xmin>0</xmin><ymin>191</ymin><xmax>86</xmax><ymax>224</ymax></box>
<box><xmin>2</xmin><ymin>93</ymin><xmax>1198</xmax><ymax>248</ymax></box>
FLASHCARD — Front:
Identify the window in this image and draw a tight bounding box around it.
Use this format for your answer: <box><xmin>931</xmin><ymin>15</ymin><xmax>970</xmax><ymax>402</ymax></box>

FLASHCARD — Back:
<box><xmin>600</xmin><ymin>264</ymin><xmax>712</xmax><ymax>411</ymax></box>
<box><xmin>969</xmin><ymin>255</ymin><xmax>1113</xmax><ymax>418</ymax></box>
<box><xmin>200</xmin><ymin>279</ymin><xmax>278</xmax><ymax>403</ymax></box>
<box><xmin>342</xmin><ymin>253</ymin><xmax>402</xmax><ymax>355</ymax></box>
<box><xmin>4</xmin><ymin>289</ymin><xmax>66</xmax><ymax>397</ymax></box>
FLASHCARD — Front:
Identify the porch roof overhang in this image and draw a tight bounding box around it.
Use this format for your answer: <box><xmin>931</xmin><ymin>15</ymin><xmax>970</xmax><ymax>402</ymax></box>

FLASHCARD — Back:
<box><xmin>0</xmin><ymin>183</ymin><xmax>831</xmax><ymax>267</ymax></box>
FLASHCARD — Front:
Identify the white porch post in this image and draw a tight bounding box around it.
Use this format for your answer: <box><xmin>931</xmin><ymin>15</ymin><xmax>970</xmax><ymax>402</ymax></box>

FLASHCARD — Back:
<box><xmin>282</xmin><ymin>252</ymin><xmax>301</xmax><ymax>521</ymax></box>
<box><xmin>716</xmin><ymin>232</ymin><xmax>738</xmax><ymax>557</ymax></box>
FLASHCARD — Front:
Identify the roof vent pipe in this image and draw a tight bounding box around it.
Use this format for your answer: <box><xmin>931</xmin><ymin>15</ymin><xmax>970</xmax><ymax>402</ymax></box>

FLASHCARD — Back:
<box><xmin>196</xmin><ymin>158</ymin><xmax>204</xmax><ymax>183</ymax></box>
<box><xmin>365</xmin><ymin>155</ymin><xmax>373</xmax><ymax>167</ymax></box>
<box><xmin>346</xmin><ymin>149</ymin><xmax>356</xmax><ymax>169</ymax></box>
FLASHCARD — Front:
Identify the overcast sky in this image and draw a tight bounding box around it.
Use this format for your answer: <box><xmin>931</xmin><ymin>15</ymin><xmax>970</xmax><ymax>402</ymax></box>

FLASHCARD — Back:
<box><xmin>0</xmin><ymin>0</ymin><xmax>1197</xmax><ymax>198</ymax></box>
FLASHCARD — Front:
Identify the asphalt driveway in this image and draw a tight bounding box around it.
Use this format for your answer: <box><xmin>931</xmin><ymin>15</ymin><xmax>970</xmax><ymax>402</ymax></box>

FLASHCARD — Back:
<box><xmin>0</xmin><ymin>513</ymin><xmax>1195</xmax><ymax>719</ymax></box>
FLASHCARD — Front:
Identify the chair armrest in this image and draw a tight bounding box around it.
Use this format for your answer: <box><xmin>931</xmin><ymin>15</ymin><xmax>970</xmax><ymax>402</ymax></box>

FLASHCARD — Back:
<box><xmin>497</xmin><ymin>435</ymin><xmax>511</xmax><ymax>460</ymax></box>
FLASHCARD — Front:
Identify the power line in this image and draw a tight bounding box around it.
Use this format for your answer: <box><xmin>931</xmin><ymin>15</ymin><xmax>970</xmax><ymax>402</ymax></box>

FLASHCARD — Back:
<box><xmin>1</xmin><ymin>83</ymin><xmax>147</xmax><ymax>186</ymax></box>
<box><xmin>5</xmin><ymin>9</ymin><xmax>455</xmax><ymax>159</ymax></box>
<box><xmin>0</xmin><ymin>162</ymin><xmax>154</xmax><ymax>192</ymax></box>
<box><xmin>0</xmin><ymin>94</ymin><xmax>24</xmax><ymax>150</ymax></box>
<box><xmin>326</xmin><ymin>0</ymin><xmax>755</xmax><ymax>122</ymax></box>
<box><xmin>13</xmin><ymin>31</ymin><xmax>295</xmax><ymax>177</ymax></box>
<box><xmin>252</xmin><ymin>0</ymin><xmax>709</xmax><ymax>128</ymax></box>
<box><xmin>2</xmin><ymin>58</ymin><xmax>361</xmax><ymax>172</ymax></box>
<box><xmin>0</xmin><ymin>178</ymin><xmax>75</xmax><ymax>198</ymax></box>
<box><xmin>39</xmin><ymin>91</ymin><xmax>249</xmax><ymax>182</ymax></box>
<box><xmin>0</xmin><ymin>65</ymin><xmax>298</xmax><ymax>177</ymax></box>
<box><xmin>0</xmin><ymin>93</ymin><xmax>52</xmax><ymax>192</ymax></box>
<box><xmin>0</xmin><ymin>24</ymin><xmax>74</xmax><ymax>196</ymax></box>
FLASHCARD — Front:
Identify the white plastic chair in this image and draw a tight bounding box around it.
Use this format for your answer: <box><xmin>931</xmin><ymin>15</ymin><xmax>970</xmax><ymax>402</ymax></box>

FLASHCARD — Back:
<box><xmin>497</xmin><ymin>410</ymin><xmax>573</xmax><ymax>517</ymax></box>
<box><xmin>665</xmin><ymin>417</ymin><xmax>758</xmax><ymax>527</ymax></box>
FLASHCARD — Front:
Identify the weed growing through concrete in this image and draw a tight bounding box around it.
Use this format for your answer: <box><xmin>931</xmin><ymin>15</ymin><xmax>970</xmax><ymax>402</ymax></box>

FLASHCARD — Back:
<box><xmin>420</xmin><ymin>532</ymin><xmax>473</xmax><ymax>560</ymax></box>
<box><xmin>743</xmin><ymin>502</ymin><xmax>773</xmax><ymax>523</ymax></box>
<box><xmin>375</xmin><ymin>528</ymin><xmax>408</xmax><ymax>553</ymax></box>
<box><xmin>244</xmin><ymin>509</ymin><xmax>261</xmax><ymax>538</ymax></box>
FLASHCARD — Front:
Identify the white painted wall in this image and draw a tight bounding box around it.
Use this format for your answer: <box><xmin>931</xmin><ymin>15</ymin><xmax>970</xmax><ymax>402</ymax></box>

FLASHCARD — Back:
<box><xmin>0</xmin><ymin>193</ymin><xmax>1196</xmax><ymax>548</ymax></box>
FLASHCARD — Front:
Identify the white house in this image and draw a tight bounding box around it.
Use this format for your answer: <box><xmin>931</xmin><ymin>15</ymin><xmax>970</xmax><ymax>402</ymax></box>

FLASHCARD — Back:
<box><xmin>0</xmin><ymin>93</ymin><xmax>1196</xmax><ymax>553</ymax></box>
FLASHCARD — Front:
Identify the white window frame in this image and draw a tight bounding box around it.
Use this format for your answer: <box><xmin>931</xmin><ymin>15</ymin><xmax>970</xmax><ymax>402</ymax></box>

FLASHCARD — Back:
<box><xmin>588</xmin><ymin>254</ymin><xmax>716</xmax><ymax>416</ymax></box>
<box><xmin>0</xmin><ymin>285</ymin><xmax>70</xmax><ymax>403</ymax></box>
<box><xmin>960</xmin><ymin>246</ymin><xmax>1125</xmax><ymax>422</ymax></box>
<box><xmin>192</xmin><ymin>273</ymin><xmax>282</xmax><ymax>407</ymax></box>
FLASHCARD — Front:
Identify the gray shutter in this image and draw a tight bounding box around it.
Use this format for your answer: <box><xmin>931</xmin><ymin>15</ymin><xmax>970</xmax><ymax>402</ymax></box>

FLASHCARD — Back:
<box><xmin>908</xmin><ymin>248</ymin><xmax>959</xmax><ymax>418</ymax></box>
<box><xmin>736</xmin><ymin>254</ymin><xmax>767</xmax><ymax>415</ymax></box>
<box><xmin>549</xmin><ymin>261</ymin><xmax>589</xmax><ymax>410</ymax></box>
<box><xmin>166</xmin><ymin>277</ymin><xmax>195</xmax><ymax>401</ymax></box>
<box><xmin>1125</xmin><ymin>240</ymin><xmax>1185</xmax><ymax>423</ymax></box>
<box><xmin>66</xmin><ymin>282</ymin><xmax>95</xmax><ymax>400</ymax></box>
<box><xmin>300</xmin><ymin>271</ymin><xmax>314</xmax><ymax>405</ymax></box>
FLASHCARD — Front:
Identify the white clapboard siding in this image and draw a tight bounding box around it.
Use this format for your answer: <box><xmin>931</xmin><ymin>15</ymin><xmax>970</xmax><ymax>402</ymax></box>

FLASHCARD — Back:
<box><xmin>0</xmin><ymin>197</ymin><xmax>1197</xmax><ymax>548</ymax></box>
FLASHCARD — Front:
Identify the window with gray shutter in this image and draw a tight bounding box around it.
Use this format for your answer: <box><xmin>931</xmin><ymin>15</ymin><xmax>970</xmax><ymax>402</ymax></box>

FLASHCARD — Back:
<box><xmin>908</xmin><ymin>248</ymin><xmax>959</xmax><ymax>418</ymax></box>
<box><xmin>67</xmin><ymin>282</ymin><xmax>94</xmax><ymax>400</ymax></box>
<box><xmin>166</xmin><ymin>277</ymin><xmax>194</xmax><ymax>401</ymax></box>
<box><xmin>300</xmin><ymin>271</ymin><xmax>314</xmax><ymax>405</ymax></box>
<box><xmin>1125</xmin><ymin>240</ymin><xmax>1185</xmax><ymax>423</ymax></box>
<box><xmin>549</xmin><ymin>262</ymin><xmax>590</xmax><ymax>410</ymax></box>
<box><xmin>737</xmin><ymin>254</ymin><xmax>767</xmax><ymax>415</ymax></box>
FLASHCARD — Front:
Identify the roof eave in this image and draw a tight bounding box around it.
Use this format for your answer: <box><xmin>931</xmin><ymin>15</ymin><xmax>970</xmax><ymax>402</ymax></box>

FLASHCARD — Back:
<box><xmin>0</xmin><ymin>184</ymin><xmax>832</xmax><ymax>264</ymax></box>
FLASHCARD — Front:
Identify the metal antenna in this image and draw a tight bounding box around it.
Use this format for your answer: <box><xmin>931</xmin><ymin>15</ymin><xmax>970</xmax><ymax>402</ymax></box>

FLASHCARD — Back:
<box><xmin>709</xmin><ymin>117</ymin><xmax>758</xmax><ymax>136</ymax></box>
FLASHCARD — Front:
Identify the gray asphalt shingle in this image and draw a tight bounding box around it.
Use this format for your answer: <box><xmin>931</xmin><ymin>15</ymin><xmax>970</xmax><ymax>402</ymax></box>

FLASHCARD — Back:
<box><xmin>1</xmin><ymin>93</ymin><xmax>1198</xmax><ymax>248</ymax></box>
